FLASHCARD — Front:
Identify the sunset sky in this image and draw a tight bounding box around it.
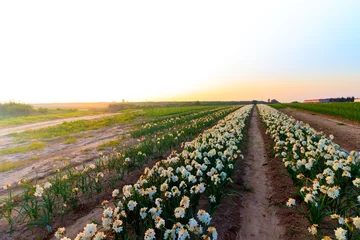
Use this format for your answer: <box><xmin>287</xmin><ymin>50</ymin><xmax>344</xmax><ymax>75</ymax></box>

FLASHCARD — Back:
<box><xmin>0</xmin><ymin>1</ymin><xmax>359</xmax><ymax>103</ymax></box>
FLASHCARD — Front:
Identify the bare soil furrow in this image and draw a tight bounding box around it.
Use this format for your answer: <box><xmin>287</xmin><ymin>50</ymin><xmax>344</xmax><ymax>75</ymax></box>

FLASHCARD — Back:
<box><xmin>236</xmin><ymin>107</ymin><xmax>283</xmax><ymax>240</ymax></box>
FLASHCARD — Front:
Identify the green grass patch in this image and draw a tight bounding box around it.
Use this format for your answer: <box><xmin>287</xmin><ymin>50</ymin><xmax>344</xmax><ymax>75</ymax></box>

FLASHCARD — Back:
<box><xmin>271</xmin><ymin>102</ymin><xmax>360</xmax><ymax>123</ymax></box>
<box><xmin>9</xmin><ymin>106</ymin><xmax>217</xmax><ymax>142</ymax></box>
<box><xmin>98</xmin><ymin>138</ymin><xmax>125</xmax><ymax>150</ymax></box>
<box><xmin>9</xmin><ymin>113</ymin><xmax>137</xmax><ymax>141</ymax></box>
<box><xmin>268</xmin><ymin>104</ymin><xmax>288</xmax><ymax>109</ymax></box>
<box><xmin>140</xmin><ymin>106</ymin><xmax>214</xmax><ymax>118</ymax></box>
<box><xmin>80</xmin><ymin>133</ymin><xmax>94</xmax><ymax>138</ymax></box>
<box><xmin>83</xmin><ymin>149</ymin><xmax>91</xmax><ymax>154</ymax></box>
<box><xmin>0</xmin><ymin>141</ymin><xmax>46</xmax><ymax>155</ymax></box>
<box><xmin>0</xmin><ymin>109</ymin><xmax>105</xmax><ymax>128</ymax></box>
<box><xmin>62</xmin><ymin>137</ymin><xmax>77</xmax><ymax>144</ymax></box>
<box><xmin>0</xmin><ymin>160</ymin><xmax>31</xmax><ymax>172</ymax></box>
<box><xmin>30</xmin><ymin>154</ymin><xmax>39</xmax><ymax>160</ymax></box>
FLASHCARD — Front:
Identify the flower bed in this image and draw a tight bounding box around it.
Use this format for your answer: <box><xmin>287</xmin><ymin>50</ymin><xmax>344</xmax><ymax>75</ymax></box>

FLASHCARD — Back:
<box><xmin>0</xmin><ymin>107</ymin><xmax>239</xmax><ymax>238</ymax></box>
<box><xmin>55</xmin><ymin>105</ymin><xmax>252</xmax><ymax>239</ymax></box>
<box><xmin>258</xmin><ymin>104</ymin><xmax>360</xmax><ymax>240</ymax></box>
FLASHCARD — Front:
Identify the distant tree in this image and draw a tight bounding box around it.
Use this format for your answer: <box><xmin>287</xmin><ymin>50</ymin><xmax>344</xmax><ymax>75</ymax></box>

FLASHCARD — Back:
<box><xmin>271</xmin><ymin>99</ymin><xmax>279</xmax><ymax>104</ymax></box>
<box><xmin>0</xmin><ymin>101</ymin><xmax>35</xmax><ymax>119</ymax></box>
<box><xmin>38</xmin><ymin>107</ymin><xmax>48</xmax><ymax>114</ymax></box>
<box><xmin>122</xmin><ymin>99</ymin><xmax>125</xmax><ymax>103</ymax></box>
<box><xmin>252</xmin><ymin>100</ymin><xmax>258</xmax><ymax>105</ymax></box>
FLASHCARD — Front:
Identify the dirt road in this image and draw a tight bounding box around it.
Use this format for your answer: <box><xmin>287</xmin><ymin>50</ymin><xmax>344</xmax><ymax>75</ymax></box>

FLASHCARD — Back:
<box><xmin>281</xmin><ymin>108</ymin><xmax>360</xmax><ymax>152</ymax></box>
<box><xmin>0</xmin><ymin>124</ymin><xmax>135</xmax><ymax>196</ymax></box>
<box><xmin>237</xmin><ymin>107</ymin><xmax>283</xmax><ymax>240</ymax></box>
<box><xmin>0</xmin><ymin>113</ymin><xmax>120</xmax><ymax>137</ymax></box>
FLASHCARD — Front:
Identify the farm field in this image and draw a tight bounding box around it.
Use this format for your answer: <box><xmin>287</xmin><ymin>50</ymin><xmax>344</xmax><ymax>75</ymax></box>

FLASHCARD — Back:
<box><xmin>2</xmin><ymin>2</ymin><xmax>358</xmax><ymax>239</ymax></box>
<box><xmin>271</xmin><ymin>102</ymin><xmax>360</xmax><ymax>123</ymax></box>
<box><xmin>279</xmin><ymin>107</ymin><xmax>360</xmax><ymax>152</ymax></box>
<box><xmin>0</xmin><ymin>103</ymin><xmax>359</xmax><ymax>240</ymax></box>
<box><xmin>0</xmin><ymin>105</ymin><xmax>241</xmax><ymax>238</ymax></box>
<box><xmin>0</xmin><ymin>106</ymin><xmax>107</xmax><ymax>128</ymax></box>
<box><xmin>0</xmin><ymin>105</ymin><xmax>224</xmax><ymax>183</ymax></box>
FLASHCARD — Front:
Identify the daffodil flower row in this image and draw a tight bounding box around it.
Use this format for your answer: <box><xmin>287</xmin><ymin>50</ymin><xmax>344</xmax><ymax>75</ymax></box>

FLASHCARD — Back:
<box><xmin>258</xmin><ymin>104</ymin><xmax>360</xmax><ymax>240</ymax></box>
<box><xmin>0</xmin><ymin>107</ymin><xmax>238</xmax><ymax>237</ymax></box>
<box><xmin>55</xmin><ymin>105</ymin><xmax>252</xmax><ymax>240</ymax></box>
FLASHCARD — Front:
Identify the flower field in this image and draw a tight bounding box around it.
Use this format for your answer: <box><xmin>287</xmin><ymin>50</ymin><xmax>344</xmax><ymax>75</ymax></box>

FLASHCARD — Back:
<box><xmin>0</xmin><ymin>105</ymin><xmax>245</xmax><ymax>239</ymax></box>
<box><xmin>2</xmin><ymin>103</ymin><xmax>360</xmax><ymax>240</ymax></box>
<box><xmin>258</xmin><ymin>104</ymin><xmax>360</xmax><ymax>240</ymax></box>
<box><xmin>54</xmin><ymin>105</ymin><xmax>252</xmax><ymax>239</ymax></box>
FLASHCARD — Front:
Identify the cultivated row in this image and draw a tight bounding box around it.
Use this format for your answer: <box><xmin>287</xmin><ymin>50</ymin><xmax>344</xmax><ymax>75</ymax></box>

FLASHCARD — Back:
<box><xmin>55</xmin><ymin>105</ymin><xmax>252</xmax><ymax>239</ymax></box>
<box><xmin>258</xmin><ymin>104</ymin><xmax>360</xmax><ymax>240</ymax></box>
<box><xmin>0</xmin><ymin>107</ymin><xmax>238</xmax><ymax>238</ymax></box>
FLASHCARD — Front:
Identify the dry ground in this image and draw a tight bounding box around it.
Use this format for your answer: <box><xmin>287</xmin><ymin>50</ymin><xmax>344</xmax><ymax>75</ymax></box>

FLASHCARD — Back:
<box><xmin>212</xmin><ymin>107</ymin><xmax>308</xmax><ymax>240</ymax></box>
<box><xmin>281</xmin><ymin>108</ymin><xmax>360</xmax><ymax>151</ymax></box>
<box><xmin>0</xmin><ymin>113</ymin><xmax>120</xmax><ymax>137</ymax></box>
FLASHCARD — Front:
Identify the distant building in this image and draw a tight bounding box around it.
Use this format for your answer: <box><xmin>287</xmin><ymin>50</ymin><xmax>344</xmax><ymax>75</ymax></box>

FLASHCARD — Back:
<box><xmin>304</xmin><ymin>98</ymin><xmax>330</xmax><ymax>103</ymax></box>
<box><xmin>304</xmin><ymin>97</ymin><xmax>355</xmax><ymax>103</ymax></box>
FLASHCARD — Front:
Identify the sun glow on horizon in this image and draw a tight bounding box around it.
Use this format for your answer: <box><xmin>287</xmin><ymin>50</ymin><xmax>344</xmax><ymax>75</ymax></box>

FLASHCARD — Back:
<box><xmin>1</xmin><ymin>1</ymin><xmax>359</xmax><ymax>103</ymax></box>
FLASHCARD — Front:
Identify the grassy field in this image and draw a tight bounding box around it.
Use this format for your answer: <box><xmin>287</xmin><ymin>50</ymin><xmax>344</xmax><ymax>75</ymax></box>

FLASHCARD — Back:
<box><xmin>140</xmin><ymin>105</ymin><xmax>214</xmax><ymax>117</ymax></box>
<box><xmin>270</xmin><ymin>102</ymin><xmax>360</xmax><ymax>122</ymax></box>
<box><xmin>0</xmin><ymin>109</ymin><xmax>105</xmax><ymax>128</ymax></box>
<box><xmin>0</xmin><ymin>141</ymin><xmax>46</xmax><ymax>155</ymax></box>
<box><xmin>0</xmin><ymin>159</ymin><xmax>32</xmax><ymax>172</ymax></box>
<box><xmin>8</xmin><ymin>106</ymin><xmax>218</xmax><ymax>141</ymax></box>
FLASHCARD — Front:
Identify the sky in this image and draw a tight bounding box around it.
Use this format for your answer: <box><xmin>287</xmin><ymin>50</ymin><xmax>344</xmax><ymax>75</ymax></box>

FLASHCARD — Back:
<box><xmin>0</xmin><ymin>0</ymin><xmax>359</xmax><ymax>103</ymax></box>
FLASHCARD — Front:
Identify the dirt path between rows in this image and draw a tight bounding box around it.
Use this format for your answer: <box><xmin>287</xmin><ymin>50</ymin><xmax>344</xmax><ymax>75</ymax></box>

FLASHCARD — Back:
<box><xmin>0</xmin><ymin>113</ymin><xmax>120</xmax><ymax>137</ymax></box>
<box><xmin>236</xmin><ymin>107</ymin><xmax>283</xmax><ymax>240</ymax></box>
<box><xmin>281</xmin><ymin>108</ymin><xmax>360</xmax><ymax>152</ymax></box>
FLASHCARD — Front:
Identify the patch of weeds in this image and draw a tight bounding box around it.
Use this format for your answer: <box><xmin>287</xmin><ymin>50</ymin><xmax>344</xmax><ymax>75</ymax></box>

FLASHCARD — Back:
<box><xmin>97</xmin><ymin>137</ymin><xmax>124</xmax><ymax>150</ymax></box>
<box><xmin>30</xmin><ymin>154</ymin><xmax>39</xmax><ymax>160</ymax></box>
<box><xmin>53</xmin><ymin>157</ymin><xmax>68</xmax><ymax>162</ymax></box>
<box><xmin>83</xmin><ymin>149</ymin><xmax>90</xmax><ymax>154</ymax></box>
<box><xmin>82</xmin><ymin>133</ymin><xmax>94</xmax><ymax>138</ymax></box>
<box><xmin>0</xmin><ymin>141</ymin><xmax>46</xmax><ymax>155</ymax></box>
<box><xmin>0</xmin><ymin>160</ymin><xmax>31</xmax><ymax>172</ymax></box>
<box><xmin>62</xmin><ymin>137</ymin><xmax>77</xmax><ymax>144</ymax></box>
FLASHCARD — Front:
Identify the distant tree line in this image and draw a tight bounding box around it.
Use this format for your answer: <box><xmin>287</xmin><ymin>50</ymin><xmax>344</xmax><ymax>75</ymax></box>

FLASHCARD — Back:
<box><xmin>329</xmin><ymin>97</ymin><xmax>355</xmax><ymax>102</ymax></box>
<box><xmin>0</xmin><ymin>101</ymin><xmax>35</xmax><ymax>119</ymax></box>
<box><xmin>107</xmin><ymin>101</ymin><xmax>258</xmax><ymax>112</ymax></box>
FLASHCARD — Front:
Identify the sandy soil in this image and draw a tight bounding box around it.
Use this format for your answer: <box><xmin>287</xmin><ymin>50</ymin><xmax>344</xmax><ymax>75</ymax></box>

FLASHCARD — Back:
<box><xmin>212</xmin><ymin>107</ymin><xmax>308</xmax><ymax>240</ymax></box>
<box><xmin>236</xmin><ymin>108</ymin><xmax>283</xmax><ymax>240</ymax></box>
<box><xmin>281</xmin><ymin>108</ymin><xmax>360</xmax><ymax>152</ymax></box>
<box><xmin>0</xmin><ymin>113</ymin><xmax>120</xmax><ymax>137</ymax></box>
<box><xmin>0</xmin><ymin>123</ymin><xmax>136</xmax><ymax>197</ymax></box>
<box><xmin>259</xmin><ymin>109</ymin><xmax>311</xmax><ymax>240</ymax></box>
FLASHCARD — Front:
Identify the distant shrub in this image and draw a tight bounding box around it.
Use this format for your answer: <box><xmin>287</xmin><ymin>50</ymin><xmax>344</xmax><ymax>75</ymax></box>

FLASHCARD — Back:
<box><xmin>38</xmin><ymin>107</ymin><xmax>49</xmax><ymax>114</ymax></box>
<box><xmin>108</xmin><ymin>103</ymin><xmax>134</xmax><ymax>112</ymax></box>
<box><xmin>0</xmin><ymin>101</ymin><xmax>35</xmax><ymax>119</ymax></box>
